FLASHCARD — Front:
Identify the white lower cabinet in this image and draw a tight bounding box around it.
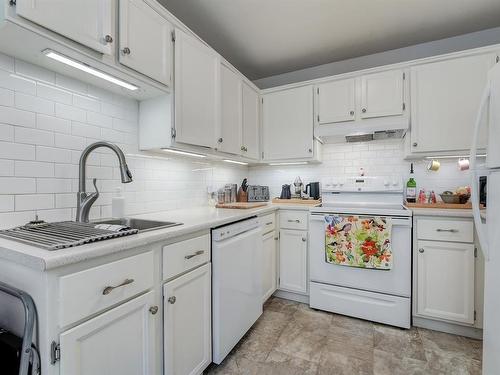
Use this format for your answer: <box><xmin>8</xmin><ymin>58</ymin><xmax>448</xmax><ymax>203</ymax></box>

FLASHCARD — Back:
<box><xmin>262</xmin><ymin>230</ymin><xmax>278</xmax><ymax>302</ymax></box>
<box><xmin>416</xmin><ymin>240</ymin><xmax>475</xmax><ymax>324</ymax></box>
<box><xmin>279</xmin><ymin>229</ymin><xmax>308</xmax><ymax>294</ymax></box>
<box><xmin>164</xmin><ymin>263</ymin><xmax>212</xmax><ymax>375</ymax></box>
<box><xmin>59</xmin><ymin>291</ymin><xmax>157</xmax><ymax>375</ymax></box>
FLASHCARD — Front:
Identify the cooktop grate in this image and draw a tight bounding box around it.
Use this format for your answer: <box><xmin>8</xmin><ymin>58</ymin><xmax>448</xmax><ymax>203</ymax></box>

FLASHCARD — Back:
<box><xmin>0</xmin><ymin>221</ymin><xmax>138</xmax><ymax>250</ymax></box>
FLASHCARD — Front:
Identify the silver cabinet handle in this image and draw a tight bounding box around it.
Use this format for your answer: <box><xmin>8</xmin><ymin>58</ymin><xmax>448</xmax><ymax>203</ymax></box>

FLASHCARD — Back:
<box><xmin>102</xmin><ymin>278</ymin><xmax>134</xmax><ymax>295</ymax></box>
<box><xmin>185</xmin><ymin>250</ymin><xmax>204</xmax><ymax>260</ymax></box>
<box><xmin>265</xmin><ymin>221</ymin><xmax>273</xmax><ymax>225</ymax></box>
<box><xmin>418</xmin><ymin>248</ymin><xmax>425</xmax><ymax>253</ymax></box>
<box><xmin>149</xmin><ymin>306</ymin><xmax>158</xmax><ymax>315</ymax></box>
<box><xmin>362</xmin><ymin>108</ymin><xmax>367</xmax><ymax>113</ymax></box>
<box><xmin>218</xmin><ymin>138</ymin><xmax>223</xmax><ymax>143</ymax></box>
<box><xmin>413</xmin><ymin>142</ymin><xmax>418</xmax><ymax>147</ymax></box>
<box><xmin>274</xmin><ymin>237</ymin><xmax>279</xmax><ymax>240</ymax></box>
<box><xmin>302</xmin><ymin>237</ymin><xmax>307</xmax><ymax>242</ymax></box>
<box><xmin>436</xmin><ymin>229</ymin><xmax>458</xmax><ymax>233</ymax></box>
<box><xmin>350</xmin><ymin>110</ymin><xmax>354</xmax><ymax>116</ymax></box>
<box><xmin>104</xmin><ymin>35</ymin><xmax>113</xmax><ymax>43</ymax></box>
<box><xmin>287</xmin><ymin>219</ymin><xmax>300</xmax><ymax>223</ymax></box>
<box><xmin>168</xmin><ymin>296</ymin><xmax>176</xmax><ymax>304</ymax></box>
<box><xmin>122</xmin><ymin>47</ymin><xmax>131</xmax><ymax>55</ymax></box>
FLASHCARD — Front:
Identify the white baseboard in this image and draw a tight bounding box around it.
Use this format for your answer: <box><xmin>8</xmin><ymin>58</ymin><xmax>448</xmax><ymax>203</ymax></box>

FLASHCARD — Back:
<box><xmin>413</xmin><ymin>316</ymin><xmax>483</xmax><ymax>340</ymax></box>
<box><xmin>273</xmin><ymin>290</ymin><xmax>309</xmax><ymax>304</ymax></box>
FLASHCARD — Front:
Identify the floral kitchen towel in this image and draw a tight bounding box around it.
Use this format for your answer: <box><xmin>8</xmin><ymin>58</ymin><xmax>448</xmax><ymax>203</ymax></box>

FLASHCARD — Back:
<box><xmin>325</xmin><ymin>215</ymin><xmax>393</xmax><ymax>270</ymax></box>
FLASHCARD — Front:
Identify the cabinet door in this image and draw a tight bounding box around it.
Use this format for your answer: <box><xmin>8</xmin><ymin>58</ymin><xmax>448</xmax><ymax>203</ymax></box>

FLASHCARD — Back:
<box><xmin>174</xmin><ymin>29</ymin><xmax>219</xmax><ymax>148</ymax></box>
<box><xmin>279</xmin><ymin>229</ymin><xmax>307</xmax><ymax>294</ymax></box>
<box><xmin>219</xmin><ymin>63</ymin><xmax>242</xmax><ymax>155</ymax></box>
<box><xmin>242</xmin><ymin>82</ymin><xmax>260</xmax><ymax>160</ymax></box>
<box><xmin>410</xmin><ymin>54</ymin><xmax>494</xmax><ymax>153</ymax></box>
<box><xmin>60</xmin><ymin>291</ymin><xmax>157</xmax><ymax>375</ymax></box>
<box><xmin>262</xmin><ymin>231</ymin><xmax>278</xmax><ymax>302</ymax></box>
<box><xmin>16</xmin><ymin>0</ymin><xmax>114</xmax><ymax>55</ymax></box>
<box><xmin>164</xmin><ymin>264</ymin><xmax>211</xmax><ymax>375</ymax></box>
<box><xmin>119</xmin><ymin>0</ymin><xmax>172</xmax><ymax>85</ymax></box>
<box><xmin>262</xmin><ymin>86</ymin><xmax>313</xmax><ymax>160</ymax></box>
<box><xmin>360</xmin><ymin>70</ymin><xmax>404</xmax><ymax>119</ymax></box>
<box><xmin>416</xmin><ymin>240</ymin><xmax>475</xmax><ymax>324</ymax></box>
<box><xmin>317</xmin><ymin>78</ymin><xmax>356</xmax><ymax>124</ymax></box>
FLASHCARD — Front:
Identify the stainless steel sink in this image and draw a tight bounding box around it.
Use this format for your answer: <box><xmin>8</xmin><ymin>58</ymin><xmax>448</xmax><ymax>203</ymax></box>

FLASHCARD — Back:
<box><xmin>93</xmin><ymin>218</ymin><xmax>182</xmax><ymax>232</ymax></box>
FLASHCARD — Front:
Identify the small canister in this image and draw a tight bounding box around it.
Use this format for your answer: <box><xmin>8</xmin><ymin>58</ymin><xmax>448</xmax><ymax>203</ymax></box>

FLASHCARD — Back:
<box><xmin>217</xmin><ymin>189</ymin><xmax>225</xmax><ymax>204</ymax></box>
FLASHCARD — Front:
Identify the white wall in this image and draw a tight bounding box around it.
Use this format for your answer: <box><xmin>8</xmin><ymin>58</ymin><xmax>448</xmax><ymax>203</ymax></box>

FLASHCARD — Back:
<box><xmin>254</xmin><ymin>27</ymin><xmax>500</xmax><ymax>89</ymax></box>
<box><xmin>0</xmin><ymin>52</ymin><xmax>246</xmax><ymax>229</ymax></box>
<box><xmin>248</xmin><ymin>140</ymin><xmax>471</xmax><ymax>199</ymax></box>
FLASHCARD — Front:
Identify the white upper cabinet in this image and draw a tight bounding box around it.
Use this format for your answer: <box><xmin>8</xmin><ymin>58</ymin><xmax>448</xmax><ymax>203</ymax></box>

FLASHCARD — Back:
<box><xmin>219</xmin><ymin>63</ymin><xmax>243</xmax><ymax>155</ymax></box>
<box><xmin>174</xmin><ymin>28</ymin><xmax>219</xmax><ymax>149</ymax></box>
<box><xmin>241</xmin><ymin>82</ymin><xmax>260</xmax><ymax>160</ymax></box>
<box><xmin>317</xmin><ymin>78</ymin><xmax>356</xmax><ymax>124</ymax></box>
<box><xmin>360</xmin><ymin>70</ymin><xmax>404</xmax><ymax>119</ymax></box>
<box><xmin>119</xmin><ymin>0</ymin><xmax>173</xmax><ymax>86</ymax></box>
<box><xmin>262</xmin><ymin>86</ymin><xmax>314</xmax><ymax>161</ymax></box>
<box><xmin>416</xmin><ymin>240</ymin><xmax>475</xmax><ymax>324</ymax></box>
<box><xmin>410</xmin><ymin>53</ymin><xmax>495</xmax><ymax>154</ymax></box>
<box><xmin>60</xmin><ymin>291</ymin><xmax>157</xmax><ymax>375</ymax></box>
<box><xmin>16</xmin><ymin>0</ymin><xmax>115</xmax><ymax>55</ymax></box>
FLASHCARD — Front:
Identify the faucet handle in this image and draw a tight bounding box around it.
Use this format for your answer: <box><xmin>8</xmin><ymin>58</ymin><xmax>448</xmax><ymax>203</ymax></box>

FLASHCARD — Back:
<box><xmin>91</xmin><ymin>178</ymin><xmax>99</xmax><ymax>198</ymax></box>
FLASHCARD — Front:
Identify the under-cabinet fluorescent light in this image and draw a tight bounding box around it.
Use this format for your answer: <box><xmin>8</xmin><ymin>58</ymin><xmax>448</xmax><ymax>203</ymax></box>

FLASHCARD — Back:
<box><xmin>43</xmin><ymin>49</ymin><xmax>138</xmax><ymax>91</ymax></box>
<box><xmin>223</xmin><ymin>159</ymin><xmax>248</xmax><ymax>165</ymax></box>
<box><xmin>268</xmin><ymin>162</ymin><xmax>308</xmax><ymax>166</ymax></box>
<box><xmin>424</xmin><ymin>155</ymin><xmax>486</xmax><ymax>160</ymax></box>
<box><xmin>161</xmin><ymin>149</ymin><xmax>206</xmax><ymax>158</ymax></box>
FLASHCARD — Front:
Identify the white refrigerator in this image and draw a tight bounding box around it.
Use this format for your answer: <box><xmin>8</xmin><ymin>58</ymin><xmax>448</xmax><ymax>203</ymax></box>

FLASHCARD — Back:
<box><xmin>470</xmin><ymin>61</ymin><xmax>500</xmax><ymax>375</ymax></box>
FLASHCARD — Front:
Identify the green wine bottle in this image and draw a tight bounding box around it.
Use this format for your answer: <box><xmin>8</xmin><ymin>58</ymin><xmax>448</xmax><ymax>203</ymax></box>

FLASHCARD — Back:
<box><xmin>406</xmin><ymin>163</ymin><xmax>417</xmax><ymax>203</ymax></box>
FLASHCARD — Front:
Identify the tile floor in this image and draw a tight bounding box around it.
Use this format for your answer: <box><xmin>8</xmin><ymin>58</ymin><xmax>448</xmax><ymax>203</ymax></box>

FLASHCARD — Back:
<box><xmin>205</xmin><ymin>297</ymin><xmax>482</xmax><ymax>375</ymax></box>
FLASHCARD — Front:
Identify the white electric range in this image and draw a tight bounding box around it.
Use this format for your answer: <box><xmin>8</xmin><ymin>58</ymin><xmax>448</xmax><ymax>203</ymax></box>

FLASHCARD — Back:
<box><xmin>309</xmin><ymin>176</ymin><xmax>412</xmax><ymax>328</ymax></box>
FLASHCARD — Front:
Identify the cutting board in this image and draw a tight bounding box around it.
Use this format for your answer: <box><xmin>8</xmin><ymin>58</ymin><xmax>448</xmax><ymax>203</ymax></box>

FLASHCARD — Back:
<box><xmin>405</xmin><ymin>202</ymin><xmax>475</xmax><ymax>209</ymax></box>
<box><xmin>215</xmin><ymin>202</ymin><xmax>268</xmax><ymax>209</ymax></box>
<box><xmin>272</xmin><ymin>198</ymin><xmax>321</xmax><ymax>205</ymax></box>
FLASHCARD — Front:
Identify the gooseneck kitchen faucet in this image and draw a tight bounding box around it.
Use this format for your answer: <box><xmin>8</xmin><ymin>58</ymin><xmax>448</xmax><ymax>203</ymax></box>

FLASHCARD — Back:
<box><xmin>76</xmin><ymin>142</ymin><xmax>133</xmax><ymax>222</ymax></box>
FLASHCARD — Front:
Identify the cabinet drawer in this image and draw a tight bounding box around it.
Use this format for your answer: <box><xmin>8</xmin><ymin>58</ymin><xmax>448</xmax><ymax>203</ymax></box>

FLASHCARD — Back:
<box><xmin>59</xmin><ymin>251</ymin><xmax>154</xmax><ymax>327</ymax></box>
<box><xmin>279</xmin><ymin>210</ymin><xmax>308</xmax><ymax>230</ymax></box>
<box><xmin>261</xmin><ymin>213</ymin><xmax>275</xmax><ymax>233</ymax></box>
<box><xmin>417</xmin><ymin>218</ymin><xmax>473</xmax><ymax>243</ymax></box>
<box><xmin>163</xmin><ymin>234</ymin><xmax>210</xmax><ymax>280</ymax></box>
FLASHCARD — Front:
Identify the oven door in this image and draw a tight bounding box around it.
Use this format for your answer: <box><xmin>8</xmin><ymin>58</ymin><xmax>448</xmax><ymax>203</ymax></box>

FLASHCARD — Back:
<box><xmin>309</xmin><ymin>213</ymin><xmax>412</xmax><ymax>297</ymax></box>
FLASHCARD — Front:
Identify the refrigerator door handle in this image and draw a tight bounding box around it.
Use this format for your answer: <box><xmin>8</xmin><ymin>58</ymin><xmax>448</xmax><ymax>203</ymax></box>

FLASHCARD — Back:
<box><xmin>470</xmin><ymin>82</ymin><xmax>490</xmax><ymax>259</ymax></box>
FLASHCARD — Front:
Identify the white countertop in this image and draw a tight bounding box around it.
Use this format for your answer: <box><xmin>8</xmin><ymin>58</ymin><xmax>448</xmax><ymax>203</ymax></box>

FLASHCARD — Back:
<box><xmin>408</xmin><ymin>207</ymin><xmax>474</xmax><ymax>218</ymax></box>
<box><xmin>0</xmin><ymin>203</ymin><xmax>314</xmax><ymax>271</ymax></box>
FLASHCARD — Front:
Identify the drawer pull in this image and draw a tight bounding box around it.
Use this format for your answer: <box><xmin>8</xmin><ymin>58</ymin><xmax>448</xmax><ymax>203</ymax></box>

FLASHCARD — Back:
<box><xmin>436</xmin><ymin>229</ymin><xmax>458</xmax><ymax>233</ymax></box>
<box><xmin>302</xmin><ymin>237</ymin><xmax>307</xmax><ymax>242</ymax></box>
<box><xmin>288</xmin><ymin>219</ymin><xmax>300</xmax><ymax>223</ymax></box>
<box><xmin>265</xmin><ymin>221</ymin><xmax>273</xmax><ymax>225</ymax></box>
<box><xmin>149</xmin><ymin>306</ymin><xmax>159</xmax><ymax>315</ymax></box>
<box><xmin>184</xmin><ymin>250</ymin><xmax>205</xmax><ymax>260</ymax></box>
<box><xmin>102</xmin><ymin>278</ymin><xmax>134</xmax><ymax>295</ymax></box>
<box><xmin>168</xmin><ymin>296</ymin><xmax>176</xmax><ymax>304</ymax></box>
<box><xmin>419</xmin><ymin>248</ymin><xmax>425</xmax><ymax>253</ymax></box>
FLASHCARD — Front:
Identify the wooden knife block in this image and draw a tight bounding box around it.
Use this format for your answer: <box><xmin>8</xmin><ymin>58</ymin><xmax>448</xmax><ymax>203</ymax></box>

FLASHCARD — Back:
<box><xmin>237</xmin><ymin>189</ymin><xmax>248</xmax><ymax>202</ymax></box>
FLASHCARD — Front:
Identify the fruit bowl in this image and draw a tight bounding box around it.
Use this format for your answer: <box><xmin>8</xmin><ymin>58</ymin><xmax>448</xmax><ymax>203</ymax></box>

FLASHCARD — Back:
<box><xmin>440</xmin><ymin>191</ymin><xmax>470</xmax><ymax>204</ymax></box>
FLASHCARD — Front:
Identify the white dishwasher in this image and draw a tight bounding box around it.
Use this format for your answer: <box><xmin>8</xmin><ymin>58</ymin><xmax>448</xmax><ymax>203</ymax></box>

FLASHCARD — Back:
<box><xmin>212</xmin><ymin>217</ymin><xmax>263</xmax><ymax>364</ymax></box>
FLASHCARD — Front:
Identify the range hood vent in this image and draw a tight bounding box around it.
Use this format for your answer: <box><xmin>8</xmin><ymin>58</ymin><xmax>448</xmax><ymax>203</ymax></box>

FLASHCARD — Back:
<box><xmin>345</xmin><ymin>129</ymin><xmax>406</xmax><ymax>143</ymax></box>
<box><xmin>345</xmin><ymin>133</ymin><xmax>374</xmax><ymax>143</ymax></box>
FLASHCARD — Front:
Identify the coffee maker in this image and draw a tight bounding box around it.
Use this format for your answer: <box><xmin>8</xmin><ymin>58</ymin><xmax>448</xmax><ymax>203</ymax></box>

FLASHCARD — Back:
<box><xmin>292</xmin><ymin>176</ymin><xmax>303</xmax><ymax>198</ymax></box>
<box><xmin>304</xmin><ymin>182</ymin><xmax>320</xmax><ymax>200</ymax></box>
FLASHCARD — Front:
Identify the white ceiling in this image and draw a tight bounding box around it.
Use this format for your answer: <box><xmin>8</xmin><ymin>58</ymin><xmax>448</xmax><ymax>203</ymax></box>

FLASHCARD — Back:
<box><xmin>159</xmin><ymin>0</ymin><xmax>500</xmax><ymax>80</ymax></box>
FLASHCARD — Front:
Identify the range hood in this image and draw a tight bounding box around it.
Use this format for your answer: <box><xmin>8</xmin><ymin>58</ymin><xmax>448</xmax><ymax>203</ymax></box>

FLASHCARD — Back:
<box><xmin>315</xmin><ymin>116</ymin><xmax>409</xmax><ymax>143</ymax></box>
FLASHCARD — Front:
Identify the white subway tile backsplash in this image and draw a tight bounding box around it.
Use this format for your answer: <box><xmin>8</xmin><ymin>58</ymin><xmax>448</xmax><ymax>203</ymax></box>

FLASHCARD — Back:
<box><xmin>0</xmin><ymin>177</ymin><xmax>36</xmax><ymax>194</ymax></box>
<box><xmin>15</xmin><ymin>194</ymin><xmax>54</xmax><ymax>211</ymax></box>
<box><xmin>54</xmin><ymin>133</ymin><xmax>86</xmax><ymax>150</ymax></box>
<box><xmin>0</xmin><ymin>53</ymin><xmax>14</xmax><ymax>72</ymax></box>
<box><xmin>73</xmin><ymin>94</ymin><xmax>100</xmax><ymax>112</ymax></box>
<box><xmin>15</xmin><ymin>60</ymin><xmax>55</xmax><ymax>84</ymax></box>
<box><xmin>0</xmin><ymin>87</ymin><xmax>14</xmax><ymax>106</ymax></box>
<box><xmin>71</xmin><ymin>121</ymin><xmax>101</xmax><ymax>139</ymax></box>
<box><xmin>37</xmin><ymin>178</ymin><xmax>72</xmax><ymax>193</ymax></box>
<box><xmin>55</xmin><ymin>102</ymin><xmax>86</xmax><ymax>122</ymax></box>
<box><xmin>0</xmin><ymin>211</ymin><xmax>35</xmax><ymax>229</ymax></box>
<box><xmin>55</xmin><ymin>193</ymin><xmax>76</xmax><ymax>208</ymax></box>
<box><xmin>0</xmin><ymin>105</ymin><xmax>36</xmax><ymax>128</ymax></box>
<box><xmin>37</xmin><ymin>82</ymin><xmax>72</xmax><ymax>104</ymax></box>
<box><xmin>36</xmin><ymin>113</ymin><xmax>72</xmax><ymax>134</ymax></box>
<box><xmin>36</xmin><ymin>146</ymin><xmax>72</xmax><ymax>163</ymax></box>
<box><xmin>15</xmin><ymin>161</ymin><xmax>54</xmax><ymax>177</ymax></box>
<box><xmin>0</xmin><ymin>160</ymin><xmax>14</xmax><ymax>176</ymax></box>
<box><xmin>0</xmin><ymin>195</ymin><xmax>14</xmax><ymax>212</ymax></box>
<box><xmin>36</xmin><ymin>208</ymin><xmax>72</xmax><ymax>222</ymax></box>
<box><xmin>86</xmin><ymin>110</ymin><xmax>113</xmax><ymax>128</ymax></box>
<box><xmin>0</xmin><ymin>141</ymin><xmax>35</xmax><ymax>160</ymax></box>
<box><xmin>0</xmin><ymin>124</ymin><xmax>14</xmax><ymax>141</ymax></box>
<box><xmin>0</xmin><ymin>70</ymin><xmax>36</xmax><ymax>95</ymax></box>
<box><xmin>54</xmin><ymin>163</ymin><xmax>78</xmax><ymax>178</ymax></box>
<box><xmin>55</xmin><ymin>74</ymin><xmax>87</xmax><ymax>95</ymax></box>
<box><xmin>15</xmin><ymin>92</ymin><xmax>55</xmax><ymax>115</ymax></box>
<box><xmin>15</xmin><ymin>127</ymin><xmax>54</xmax><ymax>146</ymax></box>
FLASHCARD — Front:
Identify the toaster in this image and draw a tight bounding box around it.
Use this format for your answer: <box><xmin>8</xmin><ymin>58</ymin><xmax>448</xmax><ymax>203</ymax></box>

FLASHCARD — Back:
<box><xmin>247</xmin><ymin>185</ymin><xmax>270</xmax><ymax>202</ymax></box>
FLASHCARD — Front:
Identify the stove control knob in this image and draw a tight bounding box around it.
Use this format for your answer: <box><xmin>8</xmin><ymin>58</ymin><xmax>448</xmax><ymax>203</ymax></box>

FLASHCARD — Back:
<box><xmin>384</xmin><ymin>180</ymin><xmax>390</xmax><ymax>187</ymax></box>
<box><xmin>332</xmin><ymin>180</ymin><xmax>338</xmax><ymax>187</ymax></box>
<box><xmin>392</xmin><ymin>180</ymin><xmax>399</xmax><ymax>187</ymax></box>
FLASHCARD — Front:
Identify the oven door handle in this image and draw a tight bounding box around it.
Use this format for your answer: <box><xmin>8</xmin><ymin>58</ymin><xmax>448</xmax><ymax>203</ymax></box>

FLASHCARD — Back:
<box><xmin>310</xmin><ymin>214</ymin><xmax>411</xmax><ymax>227</ymax></box>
